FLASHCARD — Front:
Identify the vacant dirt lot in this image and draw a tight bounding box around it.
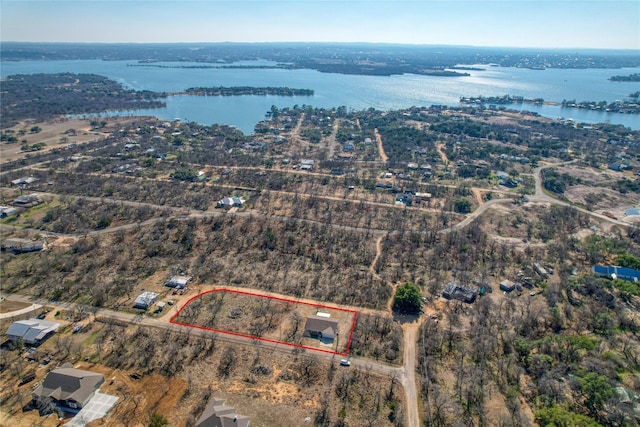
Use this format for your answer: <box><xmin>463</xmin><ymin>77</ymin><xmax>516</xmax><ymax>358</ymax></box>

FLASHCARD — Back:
<box><xmin>0</xmin><ymin>116</ymin><xmax>144</xmax><ymax>164</ymax></box>
<box><xmin>173</xmin><ymin>289</ymin><xmax>357</xmax><ymax>354</ymax></box>
<box><xmin>0</xmin><ymin>298</ymin><xmax>31</xmax><ymax>314</ymax></box>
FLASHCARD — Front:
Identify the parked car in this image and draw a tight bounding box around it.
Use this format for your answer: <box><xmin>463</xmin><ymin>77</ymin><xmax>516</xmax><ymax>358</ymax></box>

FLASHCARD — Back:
<box><xmin>340</xmin><ymin>359</ymin><xmax>351</xmax><ymax>367</ymax></box>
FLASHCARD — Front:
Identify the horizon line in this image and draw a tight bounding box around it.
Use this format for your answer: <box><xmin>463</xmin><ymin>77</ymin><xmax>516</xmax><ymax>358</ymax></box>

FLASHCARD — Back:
<box><xmin>1</xmin><ymin>40</ymin><xmax>639</xmax><ymax>52</ymax></box>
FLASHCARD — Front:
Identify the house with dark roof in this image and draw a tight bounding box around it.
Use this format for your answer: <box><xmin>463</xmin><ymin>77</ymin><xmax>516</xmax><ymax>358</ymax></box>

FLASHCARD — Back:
<box><xmin>303</xmin><ymin>315</ymin><xmax>339</xmax><ymax>342</ymax></box>
<box><xmin>442</xmin><ymin>282</ymin><xmax>476</xmax><ymax>303</ymax></box>
<box><xmin>196</xmin><ymin>397</ymin><xmax>250</xmax><ymax>427</ymax></box>
<box><xmin>12</xmin><ymin>193</ymin><xmax>42</xmax><ymax>207</ymax></box>
<box><xmin>166</xmin><ymin>275</ymin><xmax>191</xmax><ymax>289</ymax></box>
<box><xmin>5</xmin><ymin>319</ymin><xmax>60</xmax><ymax>346</ymax></box>
<box><xmin>500</xmin><ymin>280</ymin><xmax>516</xmax><ymax>292</ymax></box>
<box><xmin>32</xmin><ymin>364</ymin><xmax>104</xmax><ymax>410</ymax></box>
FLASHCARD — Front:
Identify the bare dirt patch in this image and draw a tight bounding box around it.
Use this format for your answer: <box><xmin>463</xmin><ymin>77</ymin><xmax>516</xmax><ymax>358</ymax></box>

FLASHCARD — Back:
<box><xmin>0</xmin><ymin>298</ymin><xmax>31</xmax><ymax>314</ymax></box>
<box><xmin>564</xmin><ymin>185</ymin><xmax>640</xmax><ymax>216</ymax></box>
<box><xmin>1</xmin><ymin>118</ymin><xmax>107</xmax><ymax>163</ymax></box>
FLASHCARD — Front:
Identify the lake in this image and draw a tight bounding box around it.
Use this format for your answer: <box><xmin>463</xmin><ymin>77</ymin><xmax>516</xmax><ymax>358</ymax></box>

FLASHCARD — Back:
<box><xmin>2</xmin><ymin>60</ymin><xmax>639</xmax><ymax>133</ymax></box>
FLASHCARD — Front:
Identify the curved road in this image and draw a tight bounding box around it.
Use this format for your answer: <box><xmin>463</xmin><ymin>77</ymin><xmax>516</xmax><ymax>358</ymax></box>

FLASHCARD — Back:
<box><xmin>529</xmin><ymin>160</ymin><xmax>631</xmax><ymax>228</ymax></box>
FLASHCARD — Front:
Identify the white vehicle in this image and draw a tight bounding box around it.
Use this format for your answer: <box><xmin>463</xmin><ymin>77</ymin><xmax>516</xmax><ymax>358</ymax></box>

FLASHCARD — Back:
<box><xmin>340</xmin><ymin>359</ymin><xmax>351</xmax><ymax>367</ymax></box>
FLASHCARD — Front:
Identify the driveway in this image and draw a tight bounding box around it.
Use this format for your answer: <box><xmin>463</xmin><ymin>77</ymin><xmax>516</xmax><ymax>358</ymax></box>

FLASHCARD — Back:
<box><xmin>65</xmin><ymin>392</ymin><xmax>118</xmax><ymax>426</ymax></box>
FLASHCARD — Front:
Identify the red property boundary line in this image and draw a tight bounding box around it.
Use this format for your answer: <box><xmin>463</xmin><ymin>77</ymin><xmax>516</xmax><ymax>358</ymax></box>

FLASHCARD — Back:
<box><xmin>169</xmin><ymin>288</ymin><xmax>358</xmax><ymax>357</ymax></box>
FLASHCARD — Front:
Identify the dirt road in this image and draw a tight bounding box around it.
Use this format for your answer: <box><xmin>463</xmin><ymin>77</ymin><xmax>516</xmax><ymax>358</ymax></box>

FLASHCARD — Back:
<box><xmin>374</xmin><ymin>128</ymin><xmax>388</xmax><ymax>163</ymax></box>
<box><xmin>401</xmin><ymin>319</ymin><xmax>423</xmax><ymax>427</ymax></box>
<box><xmin>327</xmin><ymin>118</ymin><xmax>341</xmax><ymax>159</ymax></box>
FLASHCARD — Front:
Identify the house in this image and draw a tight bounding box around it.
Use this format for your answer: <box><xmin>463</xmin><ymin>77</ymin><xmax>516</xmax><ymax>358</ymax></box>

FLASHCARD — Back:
<box><xmin>495</xmin><ymin>171</ymin><xmax>510</xmax><ymax>180</ymax></box>
<box><xmin>608</xmin><ymin>162</ymin><xmax>632</xmax><ymax>172</ymax></box>
<box><xmin>0</xmin><ymin>206</ymin><xmax>18</xmax><ymax>218</ymax></box>
<box><xmin>500</xmin><ymin>280</ymin><xmax>516</xmax><ymax>292</ymax></box>
<box><xmin>593</xmin><ymin>265</ymin><xmax>640</xmax><ymax>283</ymax></box>
<box><xmin>533</xmin><ymin>263</ymin><xmax>549</xmax><ymax>277</ymax></box>
<box><xmin>396</xmin><ymin>194</ymin><xmax>413</xmax><ymax>206</ymax></box>
<box><xmin>499</xmin><ymin>177</ymin><xmax>518</xmax><ymax>188</ymax></box>
<box><xmin>5</xmin><ymin>318</ymin><xmax>60</xmax><ymax>345</ymax></box>
<box><xmin>134</xmin><ymin>291</ymin><xmax>159</xmax><ymax>309</ymax></box>
<box><xmin>166</xmin><ymin>275</ymin><xmax>191</xmax><ymax>289</ymax></box>
<box><xmin>1</xmin><ymin>238</ymin><xmax>44</xmax><ymax>253</ymax></box>
<box><xmin>12</xmin><ymin>194</ymin><xmax>41</xmax><ymax>207</ymax></box>
<box><xmin>303</xmin><ymin>315</ymin><xmax>339</xmax><ymax>342</ymax></box>
<box><xmin>217</xmin><ymin>196</ymin><xmax>245</xmax><ymax>209</ymax></box>
<box><xmin>196</xmin><ymin>397</ymin><xmax>250</xmax><ymax>427</ymax></box>
<box><xmin>442</xmin><ymin>282</ymin><xmax>476</xmax><ymax>303</ymax></box>
<box><xmin>10</xmin><ymin>176</ymin><xmax>38</xmax><ymax>186</ymax></box>
<box><xmin>33</xmin><ymin>363</ymin><xmax>104</xmax><ymax>410</ymax></box>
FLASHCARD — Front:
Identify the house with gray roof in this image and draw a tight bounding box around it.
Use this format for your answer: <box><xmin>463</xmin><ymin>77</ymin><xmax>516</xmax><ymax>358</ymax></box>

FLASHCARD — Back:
<box><xmin>196</xmin><ymin>397</ymin><xmax>250</xmax><ymax>427</ymax></box>
<box><xmin>12</xmin><ymin>193</ymin><xmax>41</xmax><ymax>207</ymax></box>
<box><xmin>303</xmin><ymin>315</ymin><xmax>339</xmax><ymax>342</ymax></box>
<box><xmin>166</xmin><ymin>275</ymin><xmax>192</xmax><ymax>289</ymax></box>
<box><xmin>33</xmin><ymin>363</ymin><xmax>104</xmax><ymax>410</ymax></box>
<box><xmin>1</xmin><ymin>238</ymin><xmax>44</xmax><ymax>254</ymax></box>
<box><xmin>134</xmin><ymin>291</ymin><xmax>159</xmax><ymax>309</ymax></box>
<box><xmin>5</xmin><ymin>318</ymin><xmax>60</xmax><ymax>346</ymax></box>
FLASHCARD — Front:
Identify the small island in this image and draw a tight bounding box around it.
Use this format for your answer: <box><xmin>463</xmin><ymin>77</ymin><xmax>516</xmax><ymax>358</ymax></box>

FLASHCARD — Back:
<box><xmin>182</xmin><ymin>86</ymin><xmax>314</xmax><ymax>96</ymax></box>
<box><xmin>609</xmin><ymin>73</ymin><xmax>640</xmax><ymax>82</ymax></box>
<box><xmin>129</xmin><ymin>63</ymin><xmax>295</xmax><ymax>71</ymax></box>
<box><xmin>460</xmin><ymin>95</ymin><xmax>546</xmax><ymax>105</ymax></box>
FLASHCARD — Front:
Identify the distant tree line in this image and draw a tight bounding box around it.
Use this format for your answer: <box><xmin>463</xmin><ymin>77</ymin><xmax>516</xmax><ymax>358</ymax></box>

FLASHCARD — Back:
<box><xmin>183</xmin><ymin>86</ymin><xmax>313</xmax><ymax>96</ymax></box>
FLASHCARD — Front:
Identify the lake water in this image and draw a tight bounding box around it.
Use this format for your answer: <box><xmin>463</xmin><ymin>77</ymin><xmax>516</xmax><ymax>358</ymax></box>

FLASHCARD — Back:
<box><xmin>2</xmin><ymin>60</ymin><xmax>639</xmax><ymax>133</ymax></box>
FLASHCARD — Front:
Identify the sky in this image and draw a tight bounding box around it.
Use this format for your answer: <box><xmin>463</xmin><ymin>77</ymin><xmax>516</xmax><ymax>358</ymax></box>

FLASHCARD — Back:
<box><xmin>1</xmin><ymin>0</ymin><xmax>639</xmax><ymax>50</ymax></box>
